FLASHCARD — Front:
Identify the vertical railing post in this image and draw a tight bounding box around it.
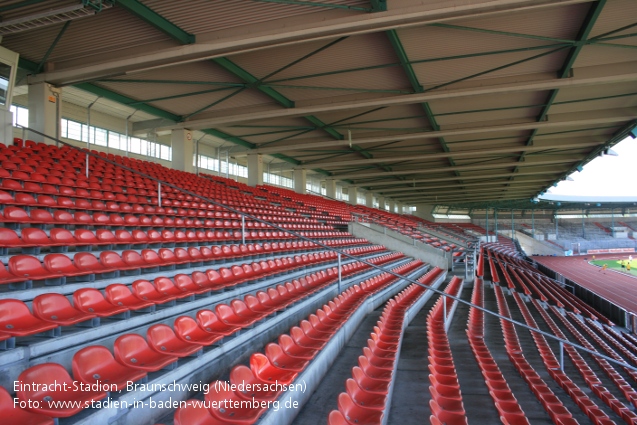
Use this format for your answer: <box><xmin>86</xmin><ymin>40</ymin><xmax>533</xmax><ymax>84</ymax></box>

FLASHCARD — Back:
<box><xmin>560</xmin><ymin>341</ymin><xmax>564</xmax><ymax>371</ymax></box>
<box><xmin>485</xmin><ymin>207</ymin><xmax>489</xmax><ymax>242</ymax></box>
<box><xmin>338</xmin><ymin>253</ymin><xmax>342</xmax><ymax>293</ymax></box>
<box><xmin>85</xmin><ymin>153</ymin><xmax>89</xmax><ymax>178</ymax></box>
<box><xmin>158</xmin><ymin>182</ymin><xmax>162</xmax><ymax>207</ymax></box>
<box><xmin>241</xmin><ymin>215</ymin><xmax>246</xmax><ymax>245</ymax></box>
<box><xmin>443</xmin><ymin>296</ymin><xmax>447</xmax><ymax>329</ymax></box>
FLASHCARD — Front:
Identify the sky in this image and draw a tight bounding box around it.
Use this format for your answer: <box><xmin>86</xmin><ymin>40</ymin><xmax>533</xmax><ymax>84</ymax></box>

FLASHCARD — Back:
<box><xmin>542</xmin><ymin>136</ymin><xmax>637</xmax><ymax>198</ymax></box>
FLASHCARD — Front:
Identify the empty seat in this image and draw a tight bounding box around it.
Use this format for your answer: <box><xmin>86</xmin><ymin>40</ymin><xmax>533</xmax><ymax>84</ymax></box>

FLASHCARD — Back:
<box><xmin>8</xmin><ymin>255</ymin><xmax>62</xmax><ymax>282</ymax></box>
<box><xmin>104</xmin><ymin>284</ymin><xmax>155</xmax><ymax>311</ymax></box>
<box><xmin>16</xmin><ymin>363</ymin><xmax>107</xmax><ymax>417</ymax></box>
<box><xmin>0</xmin><ymin>299</ymin><xmax>58</xmax><ymax>336</ymax></box>
<box><xmin>229</xmin><ymin>365</ymin><xmax>281</xmax><ymax>402</ymax></box>
<box><xmin>196</xmin><ymin>309</ymin><xmax>240</xmax><ymax>336</ymax></box>
<box><xmin>147</xmin><ymin>324</ymin><xmax>202</xmax><ymax>357</ymax></box>
<box><xmin>205</xmin><ymin>380</ymin><xmax>265</xmax><ymax>424</ymax></box>
<box><xmin>0</xmin><ymin>386</ymin><xmax>54</xmax><ymax>424</ymax></box>
<box><xmin>250</xmin><ymin>352</ymin><xmax>298</xmax><ymax>385</ymax></box>
<box><xmin>73</xmin><ymin>288</ymin><xmax>129</xmax><ymax>318</ymax></box>
<box><xmin>72</xmin><ymin>345</ymin><xmax>146</xmax><ymax>391</ymax></box>
<box><xmin>114</xmin><ymin>334</ymin><xmax>178</xmax><ymax>372</ymax></box>
<box><xmin>32</xmin><ymin>293</ymin><xmax>96</xmax><ymax>326</ymax></box>
<box><xmin>337</xmin><ymin>392</ymin><xmax>384</xmax><ymax>425</ymax></box>
<box><xmin>264</xmin><ymin>342</ymin><xmax>308</xmax><ymax>371</ymax></box>
<box><xmin>174</xmin><ymin>316</ymin><xmax>222</xmax><ymax>346</ymax></box>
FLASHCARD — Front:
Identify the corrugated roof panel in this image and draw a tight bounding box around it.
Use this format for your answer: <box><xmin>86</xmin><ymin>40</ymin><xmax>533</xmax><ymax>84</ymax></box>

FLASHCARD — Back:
<box><xmin>112</xmin><ymin>61</ymin><xmax>245</xmax><ymax>84</ymax></box>
<box><xmin>436</xmin><ymin>106</ymin><xmax>541</xmax><ymax>127</ymax></box>
<box><xmin>572</xmin><ymin>44</ymin><xmax>637</xmax><ymax>69</ymax></box>
<box><xmin>412</xmin><ymin>49</ymin><xmax>568</xmax><ymax>88</ymax></box>
<box><xmin>430</xmin><ymin>91</ymin><xmax>547</xmax><ymax>116</ymax></box>
<box><xmin>397</xmin><ymin>25</ymin><xmax>557</xmax><ymax>63</ymax></box>
<box><xmin>450</xmin><ymin>3</ymin><xmax>589</xmax><ymax>41</ymax></box>
<box><xmin>549</xmin><ymin>96</ymin><xmax>637</xmax><ymax>116</ymax></box>
<box><xmin>3</xmin><ymin>7</ymin><xmax>177</xmax><ymax>65</ymax></box>
<box><xmin>272</xmin><ymin>69</ymin><xmax>411</xmax><ymax>102</ymax></box>
<box><xmin>589</xmin><ymin>0</ymin><xmax>637</xmax><ymax>38</ymax></box>
<box><xmin>140</xmin><ymin>0</ymin><xmax>369</xmax><ymax>35</ymax></box>
<box><xmin>155</xmin><ymin>89</ymin><xmax>280</xmax><ymax>117</ymax></box>
<box><xmin>264</xmin><ymin>32</ymin><xmax>400</xmax><ymax>83</ymax></box>
<box><xmin>554</xmin><ymin>81</ymin><xmax>637</xmax><ymax>104</ymax></box>
<box><xmin>316</xmin><ymin>104</ymin><xmax>427</xmax><ymax>127</ymax></box>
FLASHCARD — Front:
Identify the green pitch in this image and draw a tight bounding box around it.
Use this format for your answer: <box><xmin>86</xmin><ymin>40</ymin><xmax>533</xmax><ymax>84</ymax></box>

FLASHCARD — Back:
<box><xmin>590</xmin><ymin>258</ymin><xmax>637</xmax><ymax>277</ymax></box>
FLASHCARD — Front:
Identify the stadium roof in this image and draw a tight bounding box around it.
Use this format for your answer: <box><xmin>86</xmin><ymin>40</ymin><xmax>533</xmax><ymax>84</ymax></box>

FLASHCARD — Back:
<box><xmin>4</xmin><ymin>0</ymin><xmax>637</xmax><ymax>205</ymax></box>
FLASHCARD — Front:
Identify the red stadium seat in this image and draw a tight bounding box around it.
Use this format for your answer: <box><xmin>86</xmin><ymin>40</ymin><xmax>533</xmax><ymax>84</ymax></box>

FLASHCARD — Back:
<box><xmin>32</xmin><ymin>293</ymin><xmax>96</xmax><ymax>326</ymax></box>
<box><xmin>174</xmin><ymin>314</ymin><xmax>226</xmax><ymax>346</ymax></box>
<box><xmin>146</xmin><ymin>324</ymin><xmax>202</xmax><ymax>357</ymax></box>
<box><xmin>264</xmin><ymin>342</ymin><xmax>308</xmax><ymax>371</ymax></box>
<box><xmin>113</xmin><ymin>334</ymin><xmax>178</xmax><ymax>372</ymax></box>
<box><xmin>196</xmin><ymin>309</ymin><xmax>240</xmax><ymax>336</ymax></box>
<box><xmin>72</xmin><ymin>345</ymin><xmax>146</xmax><ymax>391</ymax></box>
<box><xmin>250</xmin><ymin>352</ymin><xmax>298</xmax><ymax>385</ymax></box>
<box><xmin>73</xmin><ymin>288</ymin><xmax>129</xmax><ymax>318</ymax></box>
<box><xmin>229</xmin><ymin>365</ymin><xmax>281</xmax><ymax>402</ymax></box>
<box><xmin>0</xmin><ymin>386</ymin><xmax>54</xmax><ymax>425</ymax></box>
<box><xmin>205</xmin><ymin>380</ymin><xmax>265</xmax><ymax>424</ymax></box>
<box><xmin>132</xmin><ymin>280</ymin><xmax>177</xmax><ymax>305</ymax></box>
<box><xmin>104</xmin><ymin>284</ymin><xmax>155</xmax><ymax>311</ymax></box>
<box><xmin>0</xmin><ymin>299</ymin><xmax>59</xmax><ymax>336</ymax></box>
<box><xmin>16</xmin><ymin>363</ymin><xmax>107</xmax><ymax>417</ymax></box>
<box><xmin>337</xmin><ymin>392</ymin><xmax>384</xmax><ymax>425</ymax></box>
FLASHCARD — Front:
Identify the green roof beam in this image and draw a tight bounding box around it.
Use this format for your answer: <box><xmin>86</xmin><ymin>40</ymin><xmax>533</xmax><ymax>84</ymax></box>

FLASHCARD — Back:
<box><xmin>116</xmin><ymin>0</ymin><xmax>195</xmax><ymax>44</ymax></box>
<box><xmin>75</xmin><ymin>83</ymin><xmax>182</xmax><ymax>122</ymax></box>
<box><xmin>212</xmin><ymin>57</ymin><xmax>294</xmax><ymax>108</ymax></box>
<box><xmin>370</xmin><ymin>0</ymin><xmax>386</xmax><ymax>12</ymax></box>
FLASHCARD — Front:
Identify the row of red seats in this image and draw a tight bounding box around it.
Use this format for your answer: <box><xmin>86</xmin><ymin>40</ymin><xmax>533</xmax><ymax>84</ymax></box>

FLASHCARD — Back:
<box><xmin>0</xmin><ymin>188</ymin><xmax>321</xmax><ymax>228</ymax></box>
<box><xmin>0</xmin><ymin>251</ymin><xmax>403</xmax><ymax>345</ymax></box>
<box><xmin>329</xmin><ymin>268</ymin><xmax>444</xmax><ymax>425</ymax></box>
<box><xmin>5</xmin><ymin>256</ymin><xmax>411</xmax><ymax>422</ymax></box>
<box><xmin>534</xmin><ymin>300</ymin><xmax>637</xmax><ymax>421</ymax></box>
<box><xmin>173</xmin><ymin>260</ymin><xmax>425</xmax><ymax>425</ymax></box>
<box><xmin>0</xmin><ymin>226</ymin><xmax>356</xmax><ymax>253</ymax></box>
<box><xmin>0</xmin><ymin>240</ymin><xmax>372</xmax><ymax>287</ymax></box>
<box><xmin>466</xmin><ymin>278</ymin><xmax>530</xmax><ymax>425</ymax></box>
<box><xmin>509</xmin><ymin>290</ymin><xmax>618</xmax><ymax>425</ymax></box>
<box><xmin>493</xmin><ymin>285</ymin><xmax>581</xmax><ymax>425</ymax></box>
<box><xmin>426</xmin><ymin>277</ymin><xmax>467</xmax><ymax>425</ymax></box>
<box><xmin>0</xmin><ymin>205</ymin><xmax>328</xmax><ymax>231</ymax></box>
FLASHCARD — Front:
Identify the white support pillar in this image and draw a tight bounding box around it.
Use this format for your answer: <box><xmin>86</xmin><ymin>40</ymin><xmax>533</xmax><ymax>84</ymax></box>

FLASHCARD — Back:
<box><xmin>365</xmin><ymin>192</ymin><xmax>374</xmax><ymax>208</ymax></box>
<box><xmin>348</xmin><ymin>186</ymin><xmax>358</xmax><ymax>206</ymax></box>
<box><xmin>28</xmin><ymin>82</ymin><xmax>60</xmax><ymax>142</ymax></box>
<box><xmin>325</xmin><ymin>178</ymin><xmax>337</xmax><ymax>199</ymax></box>
<box><xmin>388</xmin><ymin>199</ymin><xmax>395</xmax><ymax>213</ymax></box>
<box><xmin>293</xmin><ymin>168</ymin><xmax>307</xmax><ymax>194</ymax></box>
<box><xmin>171</xmin><ymin>129</ymin><xmax>194</xmax><ymax>172</ymax></box>
<box><xmin>396</xmin><ymin>202</ymin><xmax>403</xmax><ymax>214</ymax></box>
<box><xmin>247</xmin><ymin>153</ymin><xmax>264</xmax><ymax>187</ymax></box>
<box><xmin>378</xmin><ymin>196</ymin><xmax>385</xmax><ymax>210</ymax></box>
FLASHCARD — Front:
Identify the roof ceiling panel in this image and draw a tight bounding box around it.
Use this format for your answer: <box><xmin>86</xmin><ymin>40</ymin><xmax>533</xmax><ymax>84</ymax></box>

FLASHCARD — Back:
<box><xmin>449</xmin><ymin>2</ymin><xmax>590</xmax><ymax>40</ymax></box>
<box><xmin>436</xmin><ymin>106</ymin><xmax>541</xmax><ymax>127</ymax></box>
<box><xmin>261</xmin><ymin>32</ymin><xmax>401</xmax><ymax>83</ymax></box>
<box><xmin>589</xmin><ymin>0</ymin><xmax>637</xmax><ymax>38</ymax></box>
<box><xmin>412</xmin><ymin>49</ymin><xmax>568</xmax><ymax>88</ymax></box>
<box><xmin>572</xmin><ymin>44</ymin><xmax>637</xmax><ymax>69</ymax></box>
<box><xmin>140</xmin><ymin>0</ymin><xmax>368</xmax><ymax>35</ymax></box>
<box><xmin>2</xmin><ymin>7</ymin><xmax>177</xmax><ymax>65</ymax></box>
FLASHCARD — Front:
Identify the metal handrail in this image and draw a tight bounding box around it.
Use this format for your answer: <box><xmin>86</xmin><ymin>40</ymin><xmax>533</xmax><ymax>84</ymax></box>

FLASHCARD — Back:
<box><xmin>14</xmin><ymin>126</ymin><xmax>637</xmax><ymax>375</ymax></box>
